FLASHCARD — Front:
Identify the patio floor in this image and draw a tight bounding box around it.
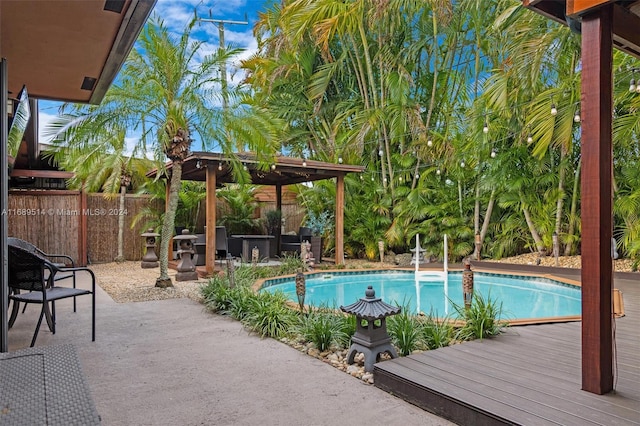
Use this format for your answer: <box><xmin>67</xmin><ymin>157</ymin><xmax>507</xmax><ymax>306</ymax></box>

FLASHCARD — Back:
<box><xmin>6</xmin><ymin>267</ymin><xmax>451</xmax><ymax>426</ymax></box>
<box><xmin>374</xmin><ymin>265</ymin><xmax>640</xmax><ymax>426</ymax></box>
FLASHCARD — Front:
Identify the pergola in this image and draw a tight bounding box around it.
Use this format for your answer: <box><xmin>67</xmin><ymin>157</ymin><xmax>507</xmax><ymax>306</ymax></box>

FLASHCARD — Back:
<box><xmin>523</xmin><ymin>0</ymin><xmax>640</xmax><ymax>395</ymax></box>
<box><xmin>0</xmin><ymin>0</ymin><xmax>157</xmax><ymax>352</ymax></box>
<box><xmin>150</xmin><ymin>152</ymin><xmax>364</xmax><ymax>275</ymax></box>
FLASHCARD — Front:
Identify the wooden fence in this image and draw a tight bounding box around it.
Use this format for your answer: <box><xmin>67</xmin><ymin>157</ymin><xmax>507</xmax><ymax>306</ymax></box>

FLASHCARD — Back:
<box><xmin>8</xmin><ymin>191</ymin><xmax>162</xmax><ymax>264</ymax></box>
<box><xmin>8</xmin><ymin>190</ymin><xmax>305</xmax><ymax>264</ymax></box>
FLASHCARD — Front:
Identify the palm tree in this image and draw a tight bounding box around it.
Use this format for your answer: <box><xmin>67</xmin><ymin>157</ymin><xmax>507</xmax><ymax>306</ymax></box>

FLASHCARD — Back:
<box><xmin>50</xmin><ymin>16</ymin><xmax>238</xmax><ymax>287</ymax></box>
<box><xmin>44</xmin><ymin>121</ymin><xmax>152</xmax><ymax>263</ymax></box>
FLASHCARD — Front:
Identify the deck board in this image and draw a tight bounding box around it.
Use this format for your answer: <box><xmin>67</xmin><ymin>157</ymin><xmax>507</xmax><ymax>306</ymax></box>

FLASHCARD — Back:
<box><xmin>374</xmin><ymin>269</ymin><xmax>640</xmax><ymax>426</ymax></box>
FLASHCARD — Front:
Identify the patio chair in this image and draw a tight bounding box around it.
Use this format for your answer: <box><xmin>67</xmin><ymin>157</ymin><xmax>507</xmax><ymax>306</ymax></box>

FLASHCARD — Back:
<box><xmin>7</xmin><ymin>239</ymin><xmax>96</xmax><ymax>347</ymax></box>
<box><xmin>7</xmin><ymin>237</ymin><xmax>78</xmax><ymax>313</ymax></box>
<box><xmin>215</xmin><ymin>226</ymin><xmax>228</xmax><ymax>261</ymax></box>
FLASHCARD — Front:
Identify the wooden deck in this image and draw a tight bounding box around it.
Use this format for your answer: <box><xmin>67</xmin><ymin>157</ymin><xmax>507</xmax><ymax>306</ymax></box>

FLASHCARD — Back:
<box><xmin>374</xmin><ymin>267</ymin><xmax>640</xmax><ymax>426</ymax></box>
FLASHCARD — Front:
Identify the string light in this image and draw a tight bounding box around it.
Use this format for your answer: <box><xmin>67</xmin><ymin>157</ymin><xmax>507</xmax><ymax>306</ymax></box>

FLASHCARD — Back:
<box><xmin>378</xmin><ymin>148</ymin><xmax>384</xmax><ymax>157</ymax></box>
<box><xmin>527</xmin><ymin>133</ymin><xmax>533</xmax><ymax>143</ymax></box>
<box><xmin>436</xmin><ymin>168</ymin><xmax>441</xmax><ymax>175</ymax></box>
<box><xmin>483</xmin><ymin>121</ymin><xmax>489</xmax><ymax>134</ymax></box>
<box><xmin>460</xmin><ymin>160</ymin><xmax>465</xmax><ymax>168</ymax></box>
<box><xmin>338</xmin><ymin>156</ymin><xmax>343</xmax><ymax>164</ymax></box>
<box><xmin>271</xmin><ymin>164</ymin><xmax>276</xmax><ymax>170</ymax></box>
<box><xmin>302</xmin><ymin>158</ymin><xmax>307</xmax><ymax>167</ymax></box>
<box><xmin>490</xmin><ymin>149</ymin><xmax>496</xmax><ymax>158</ymax></box>
<box><xmin>218</xmin><ymin>162</ymin><xmax>223</xmax><ymax>171</ymax></box>
<box><xmin>574</xmin><ymin>110</ymin><xmax>581</xmax><ymax>123</ymax></box>
<box><xmin>550</xmin><ymin>103</ymin><xmax>558</xmax><ymax>116</ymax></box>
<box><xmin>427</xmin><ymin>137</ymin><xmax>433</xmax><ymax>147</ymax></box>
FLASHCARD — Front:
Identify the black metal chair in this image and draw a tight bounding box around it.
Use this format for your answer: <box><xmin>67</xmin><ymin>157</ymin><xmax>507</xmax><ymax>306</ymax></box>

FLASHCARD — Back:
<box><xmin>7</xmin><ymin>238</ymin><xmax>96</xmax><ymax>347</ymax></box>
<box><xmin>215</xmin><ymin>226</ymin><xmax>228</xmax><ymax>261</ymax></box>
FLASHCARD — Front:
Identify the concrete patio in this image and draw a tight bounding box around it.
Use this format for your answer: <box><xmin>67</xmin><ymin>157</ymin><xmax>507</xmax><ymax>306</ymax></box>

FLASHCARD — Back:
<box><xmin>6</xmin><ymin>270</ymin><xmax>452</xmax><ymax>426</ymax></box>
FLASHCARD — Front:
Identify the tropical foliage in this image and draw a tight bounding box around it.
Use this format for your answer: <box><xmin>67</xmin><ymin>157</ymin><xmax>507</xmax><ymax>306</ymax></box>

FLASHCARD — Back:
<box><xmin>239</xmin><ymin>0</ymin><xmax>640</xmax><ymax>264</ymax></box>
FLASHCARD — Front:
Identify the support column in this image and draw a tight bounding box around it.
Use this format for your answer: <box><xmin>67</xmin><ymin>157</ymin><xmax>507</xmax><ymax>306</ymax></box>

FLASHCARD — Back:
<box><xmin>580</xmin><ymin>6</ymin><xmax>614</xmax><ymax>395</ymax></box>
<box><xmin>205</xmin><ymin>165</ymin><xmax>217</xmax><ymax>275</ymax></box>
<box><xmin>335</xmin><ymin>175</ymin><xmax>345</xmax><ymax>266</ymax></box>
<box><xmin>275</xmin><ymin>183</ymin><xmax>282</xmax><ymax>255</ymax></box>
<box><xmin>1</xmin><ymin>59</ymin><xmax>9</xmax><ymax>352</ymax></box>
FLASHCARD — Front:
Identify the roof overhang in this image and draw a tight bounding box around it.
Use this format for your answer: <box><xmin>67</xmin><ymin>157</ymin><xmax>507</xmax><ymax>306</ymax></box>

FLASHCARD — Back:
<box><xmin>0</xmin><ymin>0</ymin><xmax>156</xmax><ymax>104</ymax></box>
<box><xmin>522</xmin><ymin>0</ymin><xmax>640</xmax><ymax>59</ymax></box>
<box><xmin>147</xmin><ymin>152</ymin><xmax>365</xmax><ymax>186</ymax></box>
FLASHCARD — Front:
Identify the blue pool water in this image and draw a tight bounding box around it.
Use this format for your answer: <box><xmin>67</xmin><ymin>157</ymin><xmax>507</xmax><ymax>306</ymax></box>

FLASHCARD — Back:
<box><xmin>260</xmin><ymin>270</ymin><xmax>582</xmax><ymax>320</ymax></box>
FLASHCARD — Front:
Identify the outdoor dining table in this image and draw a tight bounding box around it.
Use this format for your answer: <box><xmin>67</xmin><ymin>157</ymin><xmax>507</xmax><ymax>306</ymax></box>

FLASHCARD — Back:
<box><xmin>231</xmin><ymin>235</ymin><xmax>274</xmax><ymax>262</ymax></box>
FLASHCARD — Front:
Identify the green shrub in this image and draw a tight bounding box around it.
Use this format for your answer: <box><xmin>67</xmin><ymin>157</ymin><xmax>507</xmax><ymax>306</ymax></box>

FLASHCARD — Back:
<box><xmin>201</xmin><ymin>275</ymin><xmax>234</xmax><ymax>313</ymax></box>
<box><xmin>387</xmin><ymin>306</ymin><xmax>422</xmax><ymax>356</ymax></box>
<box><xmin>297</xmin><ymin>307</ymin><xmax>348</xmax><ymax>352</ymax></box>
<box><xmin>335</xmin><ymin>313</ymin><xmax>356</xmax><ymax>349</ymax></box>
<box><xmin>452</xmin><ymin>291</ymin><xmax>508</xmax><ymax>341</ymax></box>
<box><xmin>276</xmin><ymin>253</ymin><xmax>304</xmax><ymax>276</ymax></box>
<box><xmin>420</xmin><ymin>311</ymin><xmax>453</xmax><ymax>350</ymax></box>
<box><xmin>242</xmin><ymin>291</ymin><xmax>297</xmax><ymax>338</ymax></box>
<box><xmin>226</xmin><ymin>286</ymin><xmax>256</xmax><ymax>320</ymax></box>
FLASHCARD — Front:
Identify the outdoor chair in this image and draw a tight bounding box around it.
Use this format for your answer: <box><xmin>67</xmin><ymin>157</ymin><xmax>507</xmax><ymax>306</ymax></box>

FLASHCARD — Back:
<box><xmin>215</xmin><ymin>226</ymin><xmax>228</xmax><ymax>261</ymax></box>
<box><xmin>7</xmin><ymin>238</ymin><xmax>96</xmax><ymax>347</ymax></box>
<box><xmin>8</xmin><ymin>237</ymin><xmax>78</xmax><ymax>315</ymax></box>
<box><xmin>281</xmin><ymin>226</ymin><xmax>313</xmax><ymax>255</ymax></box>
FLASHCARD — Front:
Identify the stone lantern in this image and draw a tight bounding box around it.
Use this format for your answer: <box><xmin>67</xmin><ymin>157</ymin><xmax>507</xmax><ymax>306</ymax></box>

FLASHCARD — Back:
<box><xmin>141</xmin><ymin>228</ymin><xmax>160</xmax><ymax>268</ymax></box>
<box><xmin>340</xmin><ymin>285</ymin><xmax>401</xmax><ymax>372</ymax></box>
<box><xmin>174</xmin><ymin>229</ymin><xmax>198</xmax><ymax>281</ymax></box>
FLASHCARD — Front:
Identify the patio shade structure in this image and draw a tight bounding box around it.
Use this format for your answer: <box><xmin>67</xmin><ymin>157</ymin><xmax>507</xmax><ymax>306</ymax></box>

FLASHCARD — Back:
<box><xmin>147</xmin><ymin>152</ymin><xmax>364</xmax><ymax>275</ymax></box>
<box><xmin>522</xmin><ymin>0</ymin><xmax>640</xmax><ymax>395</ymax></box>
<box><xmin>1</xmin><ymin>0</ymin><xmax>157</xmax><ymax>352</ymax></box>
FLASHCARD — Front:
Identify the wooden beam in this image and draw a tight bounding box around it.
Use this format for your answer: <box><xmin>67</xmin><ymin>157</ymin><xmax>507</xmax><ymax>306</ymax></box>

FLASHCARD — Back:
<box><xmin>567</xmin><ymin>0</ymin><xmax>614</xmax><ymax>16</ymax></box>
<box><xmin>205</xmin><ymin>165</ymin><xmax>217</xmax><ymax>276</ymax></box>
<box><xmin>335</xmin><ymin>175</ymin><xmax>345</xmax><ymax>266</ymax></box>
<box><xmin>580</xmin><ymin>5</ymin><xmax>614</xmax><ymax>395</ymax></box>
<box><xmin>612</xmin><ymin>3</ymin><xmax>640</xmax><ymax>58</ymax></box>
<box><xmin>10</xmin><ymin>169</ymin><xmax>74</xmax><ymax>179</ymax></box>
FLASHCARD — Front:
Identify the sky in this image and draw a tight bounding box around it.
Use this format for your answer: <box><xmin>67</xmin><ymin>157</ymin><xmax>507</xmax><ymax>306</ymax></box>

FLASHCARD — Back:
<box><xmin>38</xmin><ymin>0</ymin><xmax>270</xmax><ymax>151</ymax></box>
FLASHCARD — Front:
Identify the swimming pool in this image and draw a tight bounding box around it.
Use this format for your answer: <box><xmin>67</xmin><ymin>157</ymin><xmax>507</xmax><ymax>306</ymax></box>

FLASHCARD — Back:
<box><xmin>260</xmin><ymin>270</ymin><xmax>582</xmax><ymax>322</ymax></box>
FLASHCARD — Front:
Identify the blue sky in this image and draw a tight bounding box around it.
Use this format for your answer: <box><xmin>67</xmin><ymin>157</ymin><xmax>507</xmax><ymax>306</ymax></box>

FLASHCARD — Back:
<box><xmin>39</xmin><ymin>0</ymin><xmax>270</xmax><ymax>150</ymax></box>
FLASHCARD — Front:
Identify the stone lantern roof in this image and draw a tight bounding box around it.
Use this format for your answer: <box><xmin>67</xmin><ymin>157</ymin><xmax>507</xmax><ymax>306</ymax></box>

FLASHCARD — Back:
<box><xmin>340</xmin><ymin>286</ymin><xmax>401</xmax><ymax>320</ymax></box>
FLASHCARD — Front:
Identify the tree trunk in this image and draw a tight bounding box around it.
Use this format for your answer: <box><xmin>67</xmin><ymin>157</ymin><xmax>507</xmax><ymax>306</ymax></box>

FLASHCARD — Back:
<box><xmin>554</xmin><ymin>147</ymin><xmax>567</xmax><ymax>252</ymax></box>
<box><xmin>114</xmin><ymin>185</ymin><xmax>126</xmax><ymax>263</ymax></box>
<box><xmin>522</xmin><ymin>198</ymin><xmax>545</xmax><ymax>253</ymax></box>
<box><xmin>473</xmin><ymin>188</ymin><xmax>495</xmax><ymax>259</ymax></box>
<box><xmin>156</xmin><ymin>162</ymin><xmax>183</xmax><ymax>288</ymax></box>
<box><xmin>564</xmin><ymin>157</ymin><xmax>581</xmax><ymax>255</ymax></box>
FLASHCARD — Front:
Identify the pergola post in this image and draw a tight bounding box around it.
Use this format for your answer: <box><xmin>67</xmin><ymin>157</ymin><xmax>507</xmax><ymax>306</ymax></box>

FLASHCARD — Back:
<box><xmin>335</xmin><ymin>175</ymin><xmax>345</xmax><ymax>266</ymax></box>
<box><xmin>275</xmin><ymin>183</ymin><xmax>282</xmax><ymax>254</ymax></box>
<box><xmin>580</xmin><ymin>5</ymin><xmax>614</xmax><ymax>395</ymax></box>
<box><xmin>205</xmin><ymin>165</ymin><xmax>217</xmax><ymax>275</ymax></box>
<box><xmin>166</xmin><ymin>181</ymin><xmax>174</xmax><ymax>263</ymax></box>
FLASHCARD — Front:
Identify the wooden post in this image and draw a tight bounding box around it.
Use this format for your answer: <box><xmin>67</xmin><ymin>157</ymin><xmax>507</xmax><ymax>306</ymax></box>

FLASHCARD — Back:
<box><xmin>580</xmin><ymin>5</ymin><xmax>614</xmax><ymax>395</ymax></box>
<box><xmin>275</xmin><ymin>183</ymin><xmax>282</xmax><ymax>255</ymax></box>
<box><xmin>206</xmin><ymin>165</ymin><xmax>217</xmax><ymax>275</ymax></box>
<box><xmin>79</xmin><ymin>188</ymin><xmax>88</xmax><ymax>266</ymax></box>
<box><xmin>335</xmin><ymin>175</ymin><xmax>345</xmax><ymax>265</ymax></box>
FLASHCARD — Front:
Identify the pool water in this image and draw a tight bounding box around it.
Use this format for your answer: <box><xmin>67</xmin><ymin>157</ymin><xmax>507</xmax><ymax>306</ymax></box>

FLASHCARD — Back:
<box><xmin>260</xmin><ymin>270</ymin><xmax>582</xmax><ymax>320</ymax></box>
